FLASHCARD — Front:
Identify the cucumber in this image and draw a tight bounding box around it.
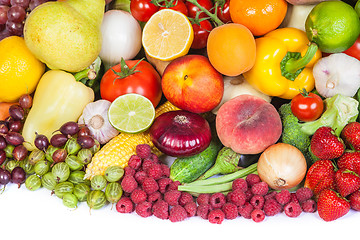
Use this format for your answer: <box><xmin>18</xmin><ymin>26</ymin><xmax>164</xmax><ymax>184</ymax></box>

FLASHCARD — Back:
<box><xmin>170</xmin><ymin>139</ymin><xmax>222</xmax><ymax>184</ymax></box>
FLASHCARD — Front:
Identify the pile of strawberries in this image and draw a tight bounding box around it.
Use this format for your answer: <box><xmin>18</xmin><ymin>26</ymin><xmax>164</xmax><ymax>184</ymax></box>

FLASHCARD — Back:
<box><xmin>305</xmin><ymin>122</ymin><xmax>360</xmax><ymax>221</ymax></box>
<box><xmin>116</xmin><ymin>144</ymin><xmax>318</xmax><ymax>223</ymax></box>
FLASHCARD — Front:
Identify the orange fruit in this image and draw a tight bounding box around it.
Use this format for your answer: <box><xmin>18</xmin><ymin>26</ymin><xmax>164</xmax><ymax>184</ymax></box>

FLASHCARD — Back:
<box><xmin>0</xmin><ymin>36</ymin><xmax>45</xmax><ymax>102</ymax></box>
<box><xmin>207</xmin><ymin>23</ymin><xmax>256</xmax><ymax>76</ymax></box>
<box><xmin>142</xmin><ymin>9</ymin><xmax>194</xmax><ymax>61</ymax></box>
<box><xmin>229</xmin><ymin>0</ymin><xmax>288</xmax><ymax>36</ymax></box>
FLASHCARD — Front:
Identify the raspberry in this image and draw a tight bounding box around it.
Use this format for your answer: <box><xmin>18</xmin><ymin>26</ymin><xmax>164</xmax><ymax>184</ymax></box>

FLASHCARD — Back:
<box><xmin>197</xmin><ymin>203</ymin><xmax>212</xmax><ymax>219</ymax></box>
<box><xmin>136</xmin><ymin>144</ymin><xmax>152</xmax><ymax>159</ymax></box>
<box><xmin>295</xmin><ymin>187</ymin><xmax>314</xmax><ymax>203</ymax></box>
<box><xmin>290</xmin><ymin>193</ymin><xmax>299</xmax><ymax>204</ymax></box>
<box><xmin>179</xmin><ymin>192</ymin><xmax>194</xmax><ymax>206</ymax></box>
<box><xmin>146</xmin><ymin>163</ymin><xmax>163</xmax><ymax>180</ymax></box>
<box><xmin>209</xmin><ymin>192</ymin><xmax>226</xmax><ymax>209</ymax></box>
<box><xmin>246</xmin><ymin>174</ymin><xmax>261</xmax><ymax>186</ymax></box>
<box><xmin>232</xmin><ymin>178</ymin><xmax>248</xmax><ymax>192</ymax></box>
<box><xmin>142</xmin><ymin>177</ymin><xmax>159</xmax><ymax>194</ymax></box>
<box><xmin>197</xmin><ymin>193</ymin><xmax>211</xmax><ymax>205</ymax></box>
<box><xmin>148</xmin><ymin>191</ymin><xmax>162</xmax><ymax>203</ymax></box>
<box><xmin>161</xmin><ymin>164</ymin><xmax>170</xmax><ymax>177</ymax></box>
<box><xmin>228</xmin><ymin>189</ymin><xmax>246</xmax><ymax>206</ymax></box>
<box><xmin>128</xmin><ymin>155</ymin><xmax>142</xmax><ymax>170</ymax></box>
<box><xmin>130</xmin><ymin>188</ymin><xmax>147</xmax><ymax>204</ymax></box>
<box><xmin>222</xmin><ymin>202</ymin><xmax>238</xmax><ymax>220</ymax></box>
<box><xmin>142</xmin><ymin>159</ymin><xmax>154</xmax><ymax>172</ymax></box>
<box><xmin>238</xmin><ymin>202</ymin><xmax>254</xmax><ymax>219</ymax></box>
<box><xmin>263</xmin><ymin>198</ymin><xmax>282</xmax><ymax>216</ymax></box>
<box><xmin>158</xmin><ymin>178</ymin><xmax>173</xmax><ymax>193</ymax></box>
<box><xmin>208</xmin><ymin>209</ymin><xmax>225</xmax><ymax>224</ymax></box>
<box><xmin>135</xmin><ymin>201</ymin><xmax>153</xmax><ymax>218</ymax></box>
<box><xmin>149</xmin><ymin>153</ymin><xmax>160</xmax><ymax>163</ymax></box>
<box><xmin>164</xmin><ymin>190</ymin><xmax>181</xmax><ymax>206</ymax></box>
<box><xmin>275</xmin><ymin>189</ymin><xmax>291</xmax><ymax>205</ymax></box>
<box><xmin>250</xmin><ymin>195</ymin><xmax>265</xmax><ymax>209</ymax></box>
<box><xmin>251</xmin><ymin>182</ymin><xmax>269</xmax><ymax>196</ymax></box>
<box><xmin>169</xmin><ymin>205</ymin><xmax>188</xmax><ymax>222</ymax></box>
<box><xmin>251</xmin><ymin>209</ymin><xmax>265</xmax><ymax>223</ymax></box>
<box><xmin>152</xmin><ymin>200</ymin><xmax>169</xmax><ymax>220</ymax></box>
<box><xmin>284</xmin><ymin>201</ymin><xmax>302</xmax><ymax>218</ymax></box>
<box><xmin>124</xmin><ymin>166</ymin><xmax>136</xmax><ymax>177</ymax></box>
<box><xmin>244</xmin><ymin>189</ymin><xmax>253</xmax><ymax>202</ymax></box>
<box><xmin>184</xmin><ymin>201</ymin><xmax>197</xmax><ymax>217</ymax></box>
<box><xmin>121</xmin><ymin>175</ymin><xmax>138</xmax><ymax>193</ymax></box>
<box><xmin>301</xmin><ymin>199</ymin><xmax>317</xmax><ymax>213</ymax></box>
<box><xmin>134</xmin><ymin>170</ymin><xmax>147</xmax><ymax>184</ymax></box>
<box><xmin>116</xmin><ymin>197</ymin><xmax>134</xmax><ymax>213</ymax></box>
<box><xmin>264</xmin><ymin>191</ymin><xmax>277</xmax><ymax>200</ymax></box>
<box><xmin>168</xmin><ymin>181</ymin><xmax>181</xmax><ymax>191</ymax></box>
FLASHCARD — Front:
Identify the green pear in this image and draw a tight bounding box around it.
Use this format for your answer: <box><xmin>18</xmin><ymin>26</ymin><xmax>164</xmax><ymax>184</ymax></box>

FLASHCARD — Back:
<box><xmin>24</xmin><ymin>0</ymin><xmax>105</xmax><ymax>73</ymax></box>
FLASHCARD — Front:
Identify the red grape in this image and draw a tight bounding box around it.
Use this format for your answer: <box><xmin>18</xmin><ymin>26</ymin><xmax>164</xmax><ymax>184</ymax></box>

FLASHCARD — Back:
<box><xmin>19</xmin><ymin>94</ymin><xmax>33</xmax><ymax>109</ymax></box>
<box><xmin>34</xmin><ymin>133</ymin><xmax>49</xmax><ymax>151</ymax></box>
<box><xmin>0</xmin><ymin>136</ymin><xmax>6</xmax><ymax>150</ymax></box>
<box><xmin>5</xmin><ymin>132</ymin><xmax>24</xmax><ymax>146</ymax></box>
<box><xmin>12</xmin><ymin>144</ymin><xmax>27</xmax><ymax>161</ymax></box>
<box><xmin>7</xmin><ymin>5</ymin><xmax>26</xmax><ymax>23</ymax></box>
<box><xmin>60</xmin><ymin>121</ymin><xmax>79</xmax><ymax>136</ymax></box>
<box><xmin>9</xmin><ymin>104</ymin><xmax>24</xmax><ymax>121</ymax></box>
<box><xmin>11</xmin><ymin>166</ymin><xmax>26</xmax><ymax>188</ymax></box>
<box><xmin>50</xmin><ymin>133</ymin><xmax>68</xmax><ymax>147</ymax></box>
<box><xmin>0</xmin><ymin>5</ymin><xmax>9</xmax><ymax>24</ymax></box>
<box><xmin>0</xmin><ymin>0</ymin><xmax>11</xmax><ymax>6</ymax></box>
<box><xmin>8</xmin><ymin>120</ymin><xmax>22</xmax><ymax>132</ymax></box>
<box><xmin>10</xmin><ymin>0</ymin><xmax>30</xmax><ymax>8</ymax></box>
<box><xmin>0</xmin><ymin>149</ymin><xmax>6</xmax><ymax>165</ymax></box>
<box><xmin>77</xmin><ymin>136</ymin><xmax>95</xmax><ymax>149</ymax></box>
<box><xmin>6</xmin><ymin>20</ymin><xmax>23</xmax><ymax>35</ymax></box>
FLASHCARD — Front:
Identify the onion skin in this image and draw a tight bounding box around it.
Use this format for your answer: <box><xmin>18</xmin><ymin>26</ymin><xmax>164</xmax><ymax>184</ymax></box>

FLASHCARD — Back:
<box><xmin>257</xmin><ymin>143</ymin><xmax>307</xmax><ymax>190</ymax></box>
<box><xmin>149</xmin><ymin>110</ymin><xmax>212</xmax><ymax>157</ymax></box>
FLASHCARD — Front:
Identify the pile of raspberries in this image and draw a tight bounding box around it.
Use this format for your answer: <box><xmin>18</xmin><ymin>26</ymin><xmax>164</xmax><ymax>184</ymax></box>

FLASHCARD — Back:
<box><xmin>116</xmin><ymin>144</ymin><xmax>317</xmax><ymax>224</ymax></box>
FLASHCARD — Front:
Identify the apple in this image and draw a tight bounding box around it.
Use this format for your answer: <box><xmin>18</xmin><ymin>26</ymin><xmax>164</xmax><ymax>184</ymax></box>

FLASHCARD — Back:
<box><xmin>161</xmin><ymin>55</ymin><xmax>224</xmax><ymax>114</ymax></box>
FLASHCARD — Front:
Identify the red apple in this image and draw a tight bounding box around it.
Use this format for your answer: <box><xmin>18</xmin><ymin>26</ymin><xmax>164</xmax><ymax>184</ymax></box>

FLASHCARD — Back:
<box><xmin>161</xmin><ymin>55</ymin><xmax>224</xmax><ymax>114</ymax></box>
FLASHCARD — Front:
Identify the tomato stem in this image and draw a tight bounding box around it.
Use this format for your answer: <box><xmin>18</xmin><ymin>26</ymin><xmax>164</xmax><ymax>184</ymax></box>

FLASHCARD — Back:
<box><xmin>186</xmin><ymin>0</ymin><xmax>224</xmax><ymax>27</ymax></box>
<box><xmin>111</xmin><ymin>58</ymin><xmax>143</xmax><ymax>81</ymax></box>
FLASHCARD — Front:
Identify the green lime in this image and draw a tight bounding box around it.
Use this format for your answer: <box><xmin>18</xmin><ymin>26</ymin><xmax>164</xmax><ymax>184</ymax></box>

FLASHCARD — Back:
<box><xmin>356</xmin><ymin>0</ymin><xmax>360</xmax><ymax>17</ymax></box>
<box><xmin>108</xmin><ymin>93</ymin><xmax>155</xmax><ymax>134</ymax></box>
<box><xmin>305</xmin><ymin>1</ymin><xmax>360</xmax><ymax>53</ymax></box>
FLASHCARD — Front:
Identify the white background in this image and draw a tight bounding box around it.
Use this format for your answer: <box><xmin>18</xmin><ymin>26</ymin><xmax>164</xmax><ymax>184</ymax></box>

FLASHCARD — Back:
<box><xmin>0</xmin><ymin>182</ymin><xmax>359</xmax><ymax>240</ymax></box>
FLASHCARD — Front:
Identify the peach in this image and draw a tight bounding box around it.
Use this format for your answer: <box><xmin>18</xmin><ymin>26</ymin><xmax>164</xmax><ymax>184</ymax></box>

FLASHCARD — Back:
<box><xmin>216</xmin><ymin>94</ymin><xmax>282</xmax><ymax>154</ymax></box>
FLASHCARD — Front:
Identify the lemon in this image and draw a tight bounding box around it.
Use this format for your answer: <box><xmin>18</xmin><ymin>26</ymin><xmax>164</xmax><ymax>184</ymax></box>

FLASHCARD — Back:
<box><xmin>108</xmin><ymin>93</ymin><xmax>155</xmax><ymax>134</ymax></box>
<box><xmin>0</xmin><ymin>36</ymin><xmax>45</xmax><ymax>102</ymax></box>
<box><xmin>142</xmin><ymin>9</ymin><xmax>194</xmax><ymax>61</ymax></box>
<box><xmin>305</xmin><ymin>1</ymin><xmax>360</xmax><ymax>53</ymax></box>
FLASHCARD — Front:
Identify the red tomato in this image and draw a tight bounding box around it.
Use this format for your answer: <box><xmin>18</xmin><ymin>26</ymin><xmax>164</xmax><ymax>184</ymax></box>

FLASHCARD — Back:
<box><xmin>291</xmin><ymin>92</ymin><xmax>324</xmax><ymax>122</ymax></box>
<box><xmin>343</xmin><ymin>36</ymin><xmax>360</xmax><ymax>61</ymax></box>
<box><xmin>100</xmin><ymin>60</ymin><xmax>162</xmax><ymax>108</ymax></box>
<box><xmin>191</xmin><ymin>19</ymin><xmax>213</xmax><ymax>49</ymax></box>
<box><xmin>159</xmin><ymin>0</ymin><xmax>188</xmax><ymax>16</ymax></box>
<box><xmin>216</xmin><ymin>0</ymin><xmax>231</xmax><ymax>23</ymax></box>
<box><xmin>185</xmin><ymin>0</ymin><xmax>213</xmax><ymax>19</ymax></box>
<box><xmin>130</xmin><ymin>0</ymin><xmax>159</xmax><ymax>22</ymax></box>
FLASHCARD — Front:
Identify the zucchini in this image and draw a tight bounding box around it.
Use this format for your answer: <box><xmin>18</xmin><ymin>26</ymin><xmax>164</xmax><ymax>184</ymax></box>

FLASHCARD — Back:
<box><xmin>170</xmin><ymin>139</ymin><xmax>222</xmax><ymax>184</ymax></box>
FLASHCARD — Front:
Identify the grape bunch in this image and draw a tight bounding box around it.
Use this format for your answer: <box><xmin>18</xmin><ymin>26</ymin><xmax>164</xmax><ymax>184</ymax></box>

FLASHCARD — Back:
<box><xmin>0</xmin><ymin>0</ymin><xmax>54</xmax><ymax>41</ymax></box>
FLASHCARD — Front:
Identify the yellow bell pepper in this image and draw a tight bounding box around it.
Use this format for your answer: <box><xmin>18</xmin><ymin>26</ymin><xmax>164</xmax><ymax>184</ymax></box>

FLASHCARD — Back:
<box><xmin>22</xmin><ymin>70</ymin><xmax>94</xmax><ymax>151</ymax></box>
<box><xmin>243</xmin><ymin>27</ymin><xmax>322</xmax><ymax>99</ymax></box>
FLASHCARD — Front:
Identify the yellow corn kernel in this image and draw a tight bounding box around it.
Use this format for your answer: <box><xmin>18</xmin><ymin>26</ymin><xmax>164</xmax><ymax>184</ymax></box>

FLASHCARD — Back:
<box><xmin>84</xmin><ymin>101</ymin><xmax>179</xmax><ymax>179</ymax></box>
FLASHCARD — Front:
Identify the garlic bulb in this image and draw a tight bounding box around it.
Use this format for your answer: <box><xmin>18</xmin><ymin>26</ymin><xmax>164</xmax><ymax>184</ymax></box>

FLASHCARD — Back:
<box><xmin>78</xmin><ymin>100</ymin><xmax>119</xmax><ymax>144</ymax></box>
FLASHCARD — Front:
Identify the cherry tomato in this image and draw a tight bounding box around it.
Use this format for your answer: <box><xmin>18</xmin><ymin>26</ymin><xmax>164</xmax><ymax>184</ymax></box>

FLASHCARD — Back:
<box><xmin>343</xmin><ymin>36</ymin><xmax>360</xmax><ymax>61</ymax></box>
<box><xmin>130</xmin><ymin>0</ymin><xmax>159</xmax><ymax>22</ymax></box>
<box><xmin>191</xmin><ymin>19</ymin><xmax>213</xmax><ymax>49</ymax></box>
<box><xmin>159</xmin><ymin>0</ymin><xmax>188</xmax><ymax>16</ymax></box>
<box><xmin>290</xmin><ymin>92</ymin><xmax>324</xmax><ymax>122</ymax></box>
<box><xmin>100</xmin><ymin>59</ymin><xmax>162</xmax><ymax>108</ymax></box>
<box><xmin>216</xmin><ymin>0</ymin><xmax>232</xmax><ymax>23</ymax></box>
<box><xmin>185</xmin><ymin>0</ymin><xmax>213</xmax><ymax>19</ymax></box>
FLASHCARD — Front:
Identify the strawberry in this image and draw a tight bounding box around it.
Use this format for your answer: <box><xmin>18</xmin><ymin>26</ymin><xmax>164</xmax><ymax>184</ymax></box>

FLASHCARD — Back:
<box><xmin>337</xmin><ymin>151</ymin><xmax>360</xmax><ymax>176</ymax></box>
<box><xmin>317</xmin><ymin>188</ymin><xmax>350</xmax><ymax>222</ymax></box>
<box><xmin>341</xmin><ymin>122</ymin><xmax>360</xmax><ymax>151</ymax></box>
<box><xmin>304</xmin><ymin>159</ymin><xmax>336</xmax><ymax>196</ymax></box>
<box><xmin>310</xmin><ymin>126</ymin><xmax>345</xmax><ymax>160</ymax></box>
<box><xmin>349</xmin><ymin>190</ymin><xmax>360</xmax><ymax>211</ymax></box>
<box><xmin>335</xmin><ymin>168</ymin><xmax>360</xmax><ymax>197</ymax></box>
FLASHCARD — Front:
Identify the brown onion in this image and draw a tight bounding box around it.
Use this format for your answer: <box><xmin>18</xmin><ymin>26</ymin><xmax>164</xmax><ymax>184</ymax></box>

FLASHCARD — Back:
<box><xmin>149</xmin><ymin>110</ymin><xmax>212</xmax><ymax>157</ymax></box>
<box><xmin>257</xmin><ymin>143</ymin><xmax>307</xmax><ymax>190</ymax></box>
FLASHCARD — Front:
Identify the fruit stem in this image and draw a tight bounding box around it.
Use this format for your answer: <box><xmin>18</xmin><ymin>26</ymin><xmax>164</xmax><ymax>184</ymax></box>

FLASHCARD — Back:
<box><xmin>178</xmin><ymin>181</ymin><xmax>233</xmax><ymax>193</ymax></box>
<box><xmin>185</xmin><ymin>0</ymin><xmax>225</xmax><ymax>27</ymax></box>
<box><xmin>73</xmin><ymin>68</ymin><xmax>97</xmax><ymax>82</ymax></box>
<box><xmin>285</xmin><ymin>43</ymin><xmax>318</xmax><ymax>74</ymax></box>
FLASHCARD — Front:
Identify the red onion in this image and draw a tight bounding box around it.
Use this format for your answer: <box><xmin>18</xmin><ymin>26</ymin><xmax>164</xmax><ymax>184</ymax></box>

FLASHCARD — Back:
<box><xmin>149</xmin><ymin>110</ymin><xmax>212</xmax><ymax>157</ymax></box>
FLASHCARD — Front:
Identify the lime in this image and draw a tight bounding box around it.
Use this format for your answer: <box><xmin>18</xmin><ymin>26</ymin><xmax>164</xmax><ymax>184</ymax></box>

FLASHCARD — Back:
<box><xmin>108</xmin><ymin>93</ymin><xmax>155</xmax><ymax>134</ymax></box>
<box><xmin>305</xmin><ymin>1</ymin><xmax>360</xmax><ymax>53</ymax></box>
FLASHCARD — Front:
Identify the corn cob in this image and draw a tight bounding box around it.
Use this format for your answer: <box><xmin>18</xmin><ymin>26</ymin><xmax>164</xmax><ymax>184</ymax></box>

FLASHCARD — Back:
<box><xmin>84</xmin><ymin>101</ymin><xmax>179</xmax><ymax>179</ymax></box>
